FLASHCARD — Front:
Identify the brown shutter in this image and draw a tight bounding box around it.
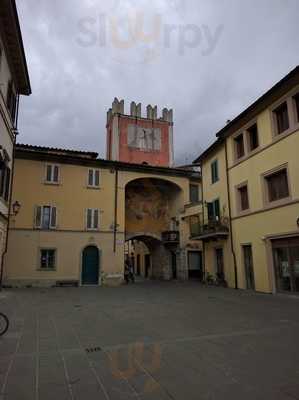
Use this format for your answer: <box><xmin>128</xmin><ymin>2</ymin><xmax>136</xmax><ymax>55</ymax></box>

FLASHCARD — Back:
<box><xmin>35</xmin><ymin>206</ymin><xmax>42</xmax><ymax>228</ymax></box>
<box><xmin>50</xmin><ymin>207</ymin><xmax>57</xmax><ymax>228</ymax></box>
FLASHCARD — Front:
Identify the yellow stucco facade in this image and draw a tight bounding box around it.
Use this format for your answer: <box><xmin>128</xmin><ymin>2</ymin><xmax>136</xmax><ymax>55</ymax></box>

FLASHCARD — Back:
<box><xmin>4</xmin><ymin>147</ymin><xmax>202</xmax><ymax>286</ymax></box>
<box><xmin>196</xmin><ymin>70</ymin><xmax>299</xmax><ymax>294</ymax></box>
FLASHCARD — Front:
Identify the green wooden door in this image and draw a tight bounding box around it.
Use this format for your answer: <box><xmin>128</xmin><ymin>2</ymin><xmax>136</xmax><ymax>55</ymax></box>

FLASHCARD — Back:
<box><xmin>82</xmin><ymin>246</ymin><xmax>99</xmax><ymax>285</ymax></box>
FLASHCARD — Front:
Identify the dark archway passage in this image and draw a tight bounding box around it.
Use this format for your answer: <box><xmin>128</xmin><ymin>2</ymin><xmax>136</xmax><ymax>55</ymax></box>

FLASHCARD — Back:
<box><xmin>82</xmin><ymin>246</ymin><xmax>100</xmax><ymax>285</ymax></box>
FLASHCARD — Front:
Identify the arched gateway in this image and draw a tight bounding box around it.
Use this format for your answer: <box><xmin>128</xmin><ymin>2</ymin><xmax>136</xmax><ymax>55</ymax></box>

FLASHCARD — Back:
<box><xmin>125</xmin><ymin>178</ymin><xmax>183</xmax><ymax>280</ymax></box>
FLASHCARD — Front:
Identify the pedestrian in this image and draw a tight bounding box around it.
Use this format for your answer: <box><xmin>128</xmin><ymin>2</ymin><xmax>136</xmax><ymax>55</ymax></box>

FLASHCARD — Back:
<box><xmin>124</xmin><ymin>258</ymin><xmax>130</xmax><ymax>284</ymax></box>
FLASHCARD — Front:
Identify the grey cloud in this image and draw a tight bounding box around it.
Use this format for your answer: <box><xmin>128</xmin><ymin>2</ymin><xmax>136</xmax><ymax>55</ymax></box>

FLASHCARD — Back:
<box><xmin>16</xmin><ymin>0</ymin><xmax>299</xmax><ymax>164</ymax></box>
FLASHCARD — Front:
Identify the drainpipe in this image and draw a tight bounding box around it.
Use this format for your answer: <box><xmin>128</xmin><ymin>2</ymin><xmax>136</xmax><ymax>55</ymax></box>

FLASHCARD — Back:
<box><xmin>200</xmin><ymin>162</ymin><xmax>206</xmax><ymax>281</ymax></box>
<box><xmin>224</xmin><ymin>140</ymin><xmax>238</xmax><ymax>289</ymax></box>
<box><xmin>0</xmin><ymin>94</ymin><xmax>20</xmax><ymax>290</ymax></box>
<box><xmin>113</xmin><ymin>168</ymin><xmax>118</xmax><ymax>253</ymax></box>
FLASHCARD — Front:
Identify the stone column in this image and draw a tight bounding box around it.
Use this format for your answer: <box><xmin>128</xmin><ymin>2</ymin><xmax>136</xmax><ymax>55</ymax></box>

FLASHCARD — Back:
<box><xmin>176</xmin><ymin>248</ymin><xmax>188</xmax><ymax>281</ymax></box>
<box><xmin>151</xmin><ymin>244</ymin><xmax>172</xmax><ymax>280</ymax></box>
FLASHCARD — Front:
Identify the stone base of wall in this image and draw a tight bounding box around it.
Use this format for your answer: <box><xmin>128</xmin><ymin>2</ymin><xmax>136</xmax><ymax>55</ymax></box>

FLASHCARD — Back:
<box><xmin>177</xmin><ymin>248</ymin><xmax>188</xmax><ymax>281</ymax></box>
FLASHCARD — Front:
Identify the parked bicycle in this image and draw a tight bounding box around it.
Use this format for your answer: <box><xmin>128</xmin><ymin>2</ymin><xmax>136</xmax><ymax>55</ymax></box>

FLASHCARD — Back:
<box><xmin>0</xmin><ymin>312</ymin><xmax>9</xmax><ymax>336</ymax></box>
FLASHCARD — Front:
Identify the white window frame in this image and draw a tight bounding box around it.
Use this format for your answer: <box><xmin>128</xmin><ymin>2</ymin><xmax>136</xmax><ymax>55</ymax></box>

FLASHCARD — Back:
<box><xmin>87</xmin><ymin>169</ymin><xmax>100</xmax><ymax>188</ymax></box>
<box><xmin>86</xmin><ymin>208</ymin><xmax>100</xmax><ymax>231</ymax></box>
<box><xmin>45</xmin><ymin>164</ymin><xmax>60</xmax><ymax>184</ymax></box>
<box><xmin>35</xmin><ymin>205</ymin><xmax>57</xmax><ymax>230</ymax></box>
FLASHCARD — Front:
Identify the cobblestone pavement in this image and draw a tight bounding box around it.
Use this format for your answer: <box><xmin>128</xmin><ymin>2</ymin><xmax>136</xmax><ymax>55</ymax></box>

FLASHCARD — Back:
<box><xmin>0</xmin><ymin>282</ymin><xmax>299</xmax><ymax>399</ymax></box>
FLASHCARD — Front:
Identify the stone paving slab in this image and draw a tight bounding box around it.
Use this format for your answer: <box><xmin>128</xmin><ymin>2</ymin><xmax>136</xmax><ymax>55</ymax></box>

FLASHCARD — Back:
<box><xmin>1</xmin><ymin>282</ymin><xmax>299</xmax><ymax>399</ymax></box>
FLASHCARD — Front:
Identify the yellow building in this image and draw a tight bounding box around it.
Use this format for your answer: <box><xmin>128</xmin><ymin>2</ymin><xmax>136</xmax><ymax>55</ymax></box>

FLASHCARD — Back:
<box><xmin>4</xmin><ymin>144</ymin><xmax>202</xmax><ymax>287</ymax></box>
<box><xmin>193</xmin><ymin>66</ymin><xmax>299</xmax><ymax>294</ymax></box>
<box><xmin>0</xmin><ymin>1</ymin><xmax>31</xmax><ymax>287</ymax></box>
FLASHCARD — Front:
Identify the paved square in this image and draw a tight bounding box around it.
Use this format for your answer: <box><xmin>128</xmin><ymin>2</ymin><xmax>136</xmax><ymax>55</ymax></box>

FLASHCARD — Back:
<box><xmin>1</xmin><ymin>282</ymin><xmax>299</xmax><ymax>399</ymax></box>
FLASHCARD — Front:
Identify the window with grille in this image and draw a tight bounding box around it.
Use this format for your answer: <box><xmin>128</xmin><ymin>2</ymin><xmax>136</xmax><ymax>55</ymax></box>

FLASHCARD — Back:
<box><xmin>40</xmin><ymin>249</ymin><xmax>56</xmax><ymax>270</ymax></box>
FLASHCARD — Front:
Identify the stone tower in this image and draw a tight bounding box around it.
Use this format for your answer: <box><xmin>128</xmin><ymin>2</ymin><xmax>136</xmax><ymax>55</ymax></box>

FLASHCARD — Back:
<box><xmin>106</xmin><ymin>98</ymin><xmax>174</xmax><ymax>167</ymax></box>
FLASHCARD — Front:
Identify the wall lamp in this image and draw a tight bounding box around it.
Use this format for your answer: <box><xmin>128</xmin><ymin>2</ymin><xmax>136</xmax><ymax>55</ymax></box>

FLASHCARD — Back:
<box><xmin>11</xmin><ymin>201</ymin><xmax>21</xmax><ymax>216</ymax></box>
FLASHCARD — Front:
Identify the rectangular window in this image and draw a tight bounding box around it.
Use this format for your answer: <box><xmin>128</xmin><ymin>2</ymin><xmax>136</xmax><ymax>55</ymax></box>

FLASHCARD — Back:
<box><xmin>88</xmin><ymin>169</ymin><xmax>100</xmax><ymax>187</ymax></box>
<box><xmin>189</xmin><ymin>184</ymin><xmax>199</xmax><ymax>203</ymax></box>
<box><xmin>86</xmin><ymin>208</ymin><xmax>99</xmax><ymax>230</ymax></box>
<box><xmin>6</xmin><ymin>80</ymin><xmax>17</xmax><ymax>123</ymax></box>
<box><xmin>293</xmin><ymin>93</ymin><xmax>299</xmax><ymax>122</ymax></box>
<box><xmin>35</xmin><ymin>206</ymin><xmax>57</xmax><ymax>229</ymax></box>
<box><xmin>45</xmin><ymin>164</ymin><xmax>59</xmax><ymax>183</ymax></box>
<box><xmin>40</xmin><ymin>249</ymin><xmax>56</xmax><ymax>270</ymax></box>
<box><xmin>0</xmin><ymin>165</ymin><xmax>10</xmax><ymax>202</ymax></box>
<box><xmin>211</xmin><ymin>160</ymin><xmax>219</xmax><ymax>184</ymax></box>
<box><xmin>247</xmin><ymin>123</ymin><xmax>259</xmax><ymax>151</ymax></box>
<box><xmin>234</xmin><ymin>134</ymin><xmax>245</xmax><ymax>159</ymax></box>
<box><xmin>189</xmin><ymin>215</ymin><xmax>200</xmax><ymax>237</ymax></box>
<box><xmin>273</xmin><ymin>102</ymin><xmax>289</xmax><ymax>134</ymax></box>
<box><xmin>238</xmin><ymin>185</ymin><xmax>249</xmax><ymax>211</ymax></box>
<box><xmin>265</xmin><ymin>168</ymin><xmax>289</xmax><ymax>203</ymax></box>
<box><xmin>207</xmin><ymin>199</ymin><xmax>220</xmax><ymax>221</ymax></box>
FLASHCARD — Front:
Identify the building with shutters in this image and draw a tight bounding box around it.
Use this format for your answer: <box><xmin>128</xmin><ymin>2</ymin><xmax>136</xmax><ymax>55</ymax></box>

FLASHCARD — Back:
<box><xmin>192</xmin><ymin>66</ymin><xmax>299</xmax><ymax>294</ymax></box>
<box><xmin>0</xmin><ymin>0</ymin><xmax>31</xmax><ymax>286</ymax></box>
<box><xmin>3</xmin><ymin>143</ymin><xmax>202</xmax><ymax>287</ymax></box>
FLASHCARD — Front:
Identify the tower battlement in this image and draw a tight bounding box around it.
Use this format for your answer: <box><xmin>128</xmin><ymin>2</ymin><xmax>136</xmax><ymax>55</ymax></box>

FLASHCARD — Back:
<box><xmin>107</xmin><ymin>98</ymin><xmax>173</xmax><ymax>124</ymax></box>
<box><xmin>106</xmin><ymin>98</ymin><xmax>174</xmax><ymax>167</ymax></box>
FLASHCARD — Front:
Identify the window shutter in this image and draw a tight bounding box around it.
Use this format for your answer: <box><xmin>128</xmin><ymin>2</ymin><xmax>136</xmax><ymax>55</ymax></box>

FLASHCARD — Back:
<box><xmin>0</xmin><ymin>164</ymin><xmax>5</xmax><ymax>197</ymax></box>
<box><xmin>214</xmin><ymin>199</ymin><xmax>220</xmax><ymax>219</ymax></box>
<box><xmin>87</xmin><ymin>209</ymin><xmax>92</xmax><ymax>229</ymax></box>
<box><xmin>4</xmin><ymin>167</ymin><xmax>10</xmax><ymax>201</ymax></box>
<box><xmin>50</xmin><ymin>207</ymin><xmax>57</xmax><ymax>228</ymax></box>
<box><xmin>214</xmin><ymin>160</ymin><xmax>218</xmax><ymax>181</ymax></box>
<box><xmin>207</xmin><ymin>203</ymin><xmax>214</xmax><ymax>221</ymax></box>
<box><xmin>53</xmin><ymin>166</ymin><xmax>59</xmax><ymax>182</ymax></box>
<box><xmin>94</xmin><ymin>209</ymin><xmax>99</xmax><ymax>229</ymax></box>
<box><xmin>88</xmin><ymin>169</ymin><xmax>93</xmax><ymax>186</ymax></box>
<box><xmin>94</xmin><ymin>170</ymin><xmax>100</xmax><ymax>187</ymax></box>
<box><xmin>46</xmin><ymin>165</ymin><xmax>52</xmax><ymax>182</ymax></box>
<box><xmin>35</xmin><ymin>206</ymin><xmax>42</xmax><ymax>228</ymax></box>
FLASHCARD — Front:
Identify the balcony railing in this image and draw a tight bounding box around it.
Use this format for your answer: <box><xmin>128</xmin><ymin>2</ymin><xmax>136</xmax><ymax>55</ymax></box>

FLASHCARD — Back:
<box><xmin>190</xmin><ymin>218</ymin><xmax>229</xmax><ymax>241</ymax></box>
<box><xmin>162</xmin><ymin>230</ymin><xmax>180</xmax><ymax>244</ymax></box>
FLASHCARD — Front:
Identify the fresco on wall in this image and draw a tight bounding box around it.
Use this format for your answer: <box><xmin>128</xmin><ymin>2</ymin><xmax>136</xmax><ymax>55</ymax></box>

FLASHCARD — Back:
<box><xmin>127</xmin><ymin>125</ymin><xmax>161</xmax><ymax>151</ymax></box>
<box><xmin>125</xmin><ymin>178</ymin><xmax>171</xmax><ymax>234</ymax></box>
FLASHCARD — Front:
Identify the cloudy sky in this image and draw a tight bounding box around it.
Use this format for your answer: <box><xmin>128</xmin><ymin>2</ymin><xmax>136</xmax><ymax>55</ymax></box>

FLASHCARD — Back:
<box><xmin>16</xmin><ymin>0</ymin><xmax>299</xmax><ymax>164</ymax></box>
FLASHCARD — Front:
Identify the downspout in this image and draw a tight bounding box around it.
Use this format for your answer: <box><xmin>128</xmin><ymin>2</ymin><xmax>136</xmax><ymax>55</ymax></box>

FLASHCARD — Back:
<box><xmin>224</xmin><ymin>140</ymin><xmax>238</xmax><ymax>289</ymax></box>
<box><xmin>0</xmin><ymin>94</ymin><xmax>20</xmax><ymax>290</ymax></box>
<box><xmin>200</xmin><ymin>162</ymin><xmax>206</xmax><ymax>281</ymax></box>
<box><xmin>113</xmin><ymin>168</ymin><xmax>118</xmax><ymax>253</ymax></box>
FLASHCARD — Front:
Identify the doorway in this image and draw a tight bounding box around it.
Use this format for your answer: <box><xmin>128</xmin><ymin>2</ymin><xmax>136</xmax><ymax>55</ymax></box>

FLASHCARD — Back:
<box><xmin>215</xmin><ymin>248</ymin><xmax>224</xmax><ymax>278</ymax></box>
<box><xmin>171</xmin><ymin>252</ymin><xmax>177</xmax><ymax>279</ymax></box>
<box><xmin>82</xmin><ymin>246</ymin><xmax>99</xmax><ymax>285</ymax></box>
<box><xmin>272</xmin><ymin>237</ymin><xmax>299</xmax><ymax>292</ymax></box>
<box><xmin>243</xmin><ymin>245</ymin><xmax>255</xmax><ymax>290</ymax></box>
<box><xmin>188</xmin><ymin>251</ymin><xmax>203</xmax><ymax>280</ymax></box>
<box><xmin>145</xmin><ymin>254</ymin><xmax>151</xmax><ymax>278</ymax></box>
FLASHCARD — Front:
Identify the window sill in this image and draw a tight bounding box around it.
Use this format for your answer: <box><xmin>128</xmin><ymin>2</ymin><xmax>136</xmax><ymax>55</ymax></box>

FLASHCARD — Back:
<box><xmin>264</xmin><ymin>196</ymin><xmax>293</xmax><ymax>210</ymax></box>
<box><xmin>44</xmin><ymin>181</ymin><xmax>60</xmax><ymax>186</ymax></box>
<box><xmin>273</xmin><ymin>126</ymin><xmax>296</xmax><ymax>142</ymax></box>
<box><xmin>34</xmin><ymin>228</ymin><xmax>57</xmax><ymax>231</ymax></box>
<box><xmin>37</xmin><ymin>268</ymin><xmax>56</xmax><ymax>272</ymax></box>
<box><xmin>86</xmin><ymin>229</ymin><xmax>100</xmax><ymax>232</ymax></box>
<box><xmin>235</xmin><ymin>209</ymin><xmax>251</xmax><ymax>218</ymax></box>
<box><xmin>86</xmin><ymin>186</ymin><xmax>101</xmax><ymax>190</ymax></box>
<box><xmin>211</xmin><ymin>180</ymin><xmax>219</xmax><ymax>185</ymax></box>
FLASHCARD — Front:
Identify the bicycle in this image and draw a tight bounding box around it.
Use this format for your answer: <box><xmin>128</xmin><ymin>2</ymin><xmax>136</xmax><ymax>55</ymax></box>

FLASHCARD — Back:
<box><xmin>0</xmin><ymin>312</ymin><xmax>9</xmax><ymax>336</ymax></box>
